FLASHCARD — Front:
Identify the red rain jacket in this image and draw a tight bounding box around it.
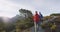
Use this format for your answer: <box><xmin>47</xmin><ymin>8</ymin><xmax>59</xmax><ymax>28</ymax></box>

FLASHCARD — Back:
<box><xmin>33</xmin><ymin>13</ymin><xmax>40</xmax><ymax>23</ymax></box>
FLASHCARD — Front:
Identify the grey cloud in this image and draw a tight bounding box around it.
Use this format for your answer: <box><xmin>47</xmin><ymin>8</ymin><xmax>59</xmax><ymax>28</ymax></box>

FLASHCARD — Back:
<box><xmin>6</xmin><ymin>0</ymin><xmax>60</xmax><ymax>16</ymax></box>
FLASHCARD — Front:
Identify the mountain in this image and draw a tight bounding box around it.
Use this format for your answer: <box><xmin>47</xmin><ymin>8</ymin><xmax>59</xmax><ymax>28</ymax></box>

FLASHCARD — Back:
<box><xmin>50</xmin><ymin>13</ymin><xmax>60</xmax><ymax>16</ymax></box>
<box><xmin>0</xmin><ymin>15</ymin><xmax>26</xmax><ymax>32</ymax></box>
<box><xmin>0</xmin><ymin>14</ymin><xmax>25</xmax><ymax>23</ymax></box>
<box><xmin>10</xmin><ymin>15</ymin><xmax>25</xmax><ymax>23</ymax></box>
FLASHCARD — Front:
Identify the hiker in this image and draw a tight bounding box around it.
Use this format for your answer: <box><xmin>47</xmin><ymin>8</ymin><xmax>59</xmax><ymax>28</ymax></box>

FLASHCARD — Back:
<box><xmin>39</xmin><ymin>12</ymin><xmax>43</xmax><ymax>21</ymax></box>
<box><xmin>39</xmin><ymin>12</ymin><xmax>43</xmax><ymax>25</ymax></box>
<box><xmin>33</xmin><ymin>11</ymin><xmax>40</xmax><ymax>32</ymax></box>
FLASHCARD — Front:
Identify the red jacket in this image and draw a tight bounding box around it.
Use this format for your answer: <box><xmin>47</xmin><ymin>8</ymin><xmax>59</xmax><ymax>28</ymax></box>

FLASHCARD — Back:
<box><xmin>33</xmin><ymin>13</ymin><xmax>40</xmax><ymax>23</ymax></box>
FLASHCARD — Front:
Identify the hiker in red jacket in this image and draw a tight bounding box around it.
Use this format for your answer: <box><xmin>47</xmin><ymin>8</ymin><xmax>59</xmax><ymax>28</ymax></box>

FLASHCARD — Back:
<box><xmin>33</xmin><ymin>11</ymin><xmax>40</xmax><ymax>32</ymax></box>
<box><xmin>33</xmin><ymin>11</ymin><xmax>40</xmax><ymax>23</ymax></box>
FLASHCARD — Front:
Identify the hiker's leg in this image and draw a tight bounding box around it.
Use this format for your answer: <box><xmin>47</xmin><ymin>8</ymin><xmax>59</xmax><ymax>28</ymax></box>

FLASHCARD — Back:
<box><xmin>36</xmin><ymin>22</ymin><xmax>40</xmax><ymax>32</ymax></box>
<box><xmin>35</xmin><ymin>22</ymin><xmax>40</xmax><ymax>32</ymax></box>
<box><xmin>34</xmin><ymin>21</ymin><xmax>37</xmax><ymax>32</ymax></box>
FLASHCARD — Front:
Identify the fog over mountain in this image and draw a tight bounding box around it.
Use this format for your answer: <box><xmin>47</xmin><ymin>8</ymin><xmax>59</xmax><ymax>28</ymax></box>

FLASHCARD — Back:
<box><xmin>10</xmin><ymin>15</ymin><xmax>25</xmax><ymax>23</ymax></box>
<box><xmin>0</xmin><ymin>17</ymin><xmax>10</xmax><ymax>23</ymax></box>
<box><xmin>0</xmin><ymin>14</ymin><xmax>25</xmax><ymax>24</ymax></box>
<box><xmin>0</xmin><ymin>17</ymin><xmax>3</xmax><ymax>22</ymax></box>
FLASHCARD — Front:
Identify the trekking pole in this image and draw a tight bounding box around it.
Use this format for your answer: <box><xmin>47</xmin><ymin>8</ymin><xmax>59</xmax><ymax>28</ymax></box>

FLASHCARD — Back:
<box><xmin>34</xmin><ymin>21</ymin><xmax>37</xmax><ymax>32</ymax></box>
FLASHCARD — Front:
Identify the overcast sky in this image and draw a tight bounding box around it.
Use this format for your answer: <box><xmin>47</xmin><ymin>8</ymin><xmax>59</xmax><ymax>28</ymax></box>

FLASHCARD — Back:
<box><xmin>0</xmin><ymin>0</ymin><xmax>60</xmax><ymax>18</ymax></box>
